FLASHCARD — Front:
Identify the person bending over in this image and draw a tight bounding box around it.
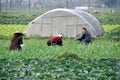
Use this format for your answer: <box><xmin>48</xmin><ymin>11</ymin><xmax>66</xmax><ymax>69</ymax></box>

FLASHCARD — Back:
<box><xmin>77</xmin><ymin>28</ymin><xmax>92</xmax><ymax>44</ymax></box>
<box><xmin>47</xmin><ymin>34</ymin><xmax>63</xmax><ymax>46</ymax></box>
<box><xmin>9</xmin><ymin>32</ymin><xmax>24</xmax><ymax>51</ymax></box>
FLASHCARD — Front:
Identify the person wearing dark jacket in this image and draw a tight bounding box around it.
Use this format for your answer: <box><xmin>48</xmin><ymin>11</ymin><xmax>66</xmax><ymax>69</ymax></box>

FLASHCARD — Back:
<box><xmin>77</xmin><ymin>28</ymin><xmax>92</xmax><ymax>44</ymax></box>
<box><xmin>47</xmin><ymin>34</ymin><xmax>63</xmax><ymax>46</ymax></box>
<box><xmin>9</xmin><ymin>32</ymin><xmax>24</xmax><ymax>51</ymax></box>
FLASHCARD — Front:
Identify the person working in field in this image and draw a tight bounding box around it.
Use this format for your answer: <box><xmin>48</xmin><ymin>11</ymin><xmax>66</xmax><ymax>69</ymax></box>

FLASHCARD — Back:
<box><xmin>9</xmin><ymin>32</ymin><xmax>24</xmax><ymax>51</ymax></box>
<box><xmin>76</xmin><ymin>28</ymin><xmax>92</xmax><ymax>44</ymax></box>
<box><xmin>47</xmin><ymin>34</ymin><xmax>63</xmax><ymax>46</ymax></box>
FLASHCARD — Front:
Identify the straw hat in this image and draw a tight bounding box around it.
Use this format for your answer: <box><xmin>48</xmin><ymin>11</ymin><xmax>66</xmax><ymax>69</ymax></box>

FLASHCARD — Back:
<box><xmin>14</xmin><ymin>31</ymin><xmax>23</xmax><ymax>36</ymax></box>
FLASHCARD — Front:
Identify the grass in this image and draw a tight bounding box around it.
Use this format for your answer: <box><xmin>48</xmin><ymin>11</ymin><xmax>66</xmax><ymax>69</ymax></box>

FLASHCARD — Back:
<box><xmin>0</xmin><ymin>18</ymin><xmax>120</xmax><ymax>79</ymax></box>
<box><xmin>102</xmin><ymin>24</ymin><xmax>120</xmax><ymax>33</ymax></box>
<box><xmin>0</xmin><ymin>38</ymin><xmax>120</xmax><ymax>59</ymax></box>
<box><xmin>0</xmin><ymin>24</ymin><xmax>120</xmax><ymax>59</ymax></box>
<box><xmin>0</xmin><ymin>12</ymin><xmax>44</xmax><ymax>24</ymax></box>
<box><xmin>93</xmin><ymin>11</ymin><xmax>120</xmax><ymax>25</ymax></box>
<box><xmin>0</xmin><ymin>24</ymin><xmax>26</xmax><ymax>39</ymax></box>
<box><xmin>0</xmin><ymin>9</ymin><xmax>120</xmax><ymax>25</ymax></box>
<box><xmin>0</xmin><ymin>10</ymin><xmax>120</xmax><ymax>79</ymax></box>
<box><xmin>0</xmin><ymin>33</ymin><xmax>120</xmax><ymax>79</ymax></box>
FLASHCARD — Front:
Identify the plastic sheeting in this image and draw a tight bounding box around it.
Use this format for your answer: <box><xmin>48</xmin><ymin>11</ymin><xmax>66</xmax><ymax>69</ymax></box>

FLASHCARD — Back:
<box><xmin>25</xmin><ymin>8</ymin><xmax>104</xmax><ymax>38</ymax></box>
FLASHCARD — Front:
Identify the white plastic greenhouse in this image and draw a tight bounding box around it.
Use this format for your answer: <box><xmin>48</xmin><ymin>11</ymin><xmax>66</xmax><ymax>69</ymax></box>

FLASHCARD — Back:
<box><xmin>25</xmin><ymin>8</ymin><xmax>104</xmax><ymax>38</ymax></box>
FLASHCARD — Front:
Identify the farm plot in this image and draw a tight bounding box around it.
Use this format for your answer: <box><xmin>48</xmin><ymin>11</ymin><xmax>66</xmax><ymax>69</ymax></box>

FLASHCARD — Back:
<box><xmin>0</xmin><ymin>24</ymin><xmax>120</xmax><ymax>79</ymax></box>
<box><xmin>0</xmin><ymin>24</ymin><xmax>26</xmax><ymax>39</ymax></box>
<box><xmin>0</xmin><ymin>58</ymin><xmax>120</xmax><ymax>79</ymax></box>
<box><xmin>0</xmin><ymin>38</ymin><xmax>120</xmax><ymax>59</ymax></box>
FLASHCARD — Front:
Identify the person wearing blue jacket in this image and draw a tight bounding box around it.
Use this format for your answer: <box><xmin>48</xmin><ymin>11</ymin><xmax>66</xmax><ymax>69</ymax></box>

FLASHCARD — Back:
<box><xmin>77</xmin><ymin>28</ymin><xmax>92</xmax><ymax>44</ymax></box>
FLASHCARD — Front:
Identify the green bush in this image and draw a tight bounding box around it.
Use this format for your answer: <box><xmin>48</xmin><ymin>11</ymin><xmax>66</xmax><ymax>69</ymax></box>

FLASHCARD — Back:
<box><xmin>93</xmin><ymin>13</ymin><xmax>120</xmax><ymax>24</ymax></box>
<box><xmin>0</xmin><ymin>11</ymin><xmax>120</xmax><ymax>25</ymax></box>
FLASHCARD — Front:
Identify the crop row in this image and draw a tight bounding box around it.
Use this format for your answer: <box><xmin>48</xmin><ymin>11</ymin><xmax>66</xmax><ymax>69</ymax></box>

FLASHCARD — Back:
<box><xmin>0</xmin><ymin>24</ymin><xmax>120</xmax><ymax>39</ymax></box>
<box><xmin>0</xmin><ymin>12</ymin><xmax>120</xmax><ymax>25</ymax></box>
<box><xmin>0</xmin><ymin>58</ymin><xmax>120</xmax><ymax>79</ymax></box>
<box><xmin>0</xmin><ymin>24</ymin><xmax>26</xmax><ymax>39</ymax></box>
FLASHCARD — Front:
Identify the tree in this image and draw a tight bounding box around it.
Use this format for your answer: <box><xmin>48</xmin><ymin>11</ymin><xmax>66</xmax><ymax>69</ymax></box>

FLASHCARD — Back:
<box><xmin>39</xmin><ymin>0</ymin><xmax>43</xmax><ymax>10</ymax></box>
<box><xmin>116</xmin><ymin>0</ymin><xmax>120</xmax><ymax>8</ymax></box>
<box><xmin>66</xmin><ymin>0</ymin><xmax>69</xmax><ymax>8</ymax></box>
<box><xmin>100</xmin><ymin>0</ymin><xmax>117</xmax><ymax>8</ymax></box>
<box><xmin>88</xmin><ymin>0</ymin><xmax>91</xmax><ymax>10</ymax></box>
<box><xmin>28</xmin><ymin>0</ymin><xmax>31</xmax><ymax>12</ymax></box>
<box><xmin>10</xmin><ymin>0</ymin><xmax>13</xmax><ymax>10</ymax></box>
<box><xmin>58</xmin><ymin>0</ymin><xmax>60</xmax><ymax>8</ymax></box>
<box><xmin>5</xmin><ymin>0</ymin><xmax>8</xmax><ymax>11</ymax></box>
<box><xmin>0</xmin><ymin>0</ymin><xmax>1</xmax><ymax>12</ymax></box>
<box><xmin>19</xmin><ymin>0</ymin><xmax>23</xmax><ymax>12</ymax></box>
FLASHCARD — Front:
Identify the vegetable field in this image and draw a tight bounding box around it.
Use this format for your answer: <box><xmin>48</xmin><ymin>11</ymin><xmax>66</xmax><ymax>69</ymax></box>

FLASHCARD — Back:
<box><xmin>0</xmin><ymin>58</ymin><xmax>120</xmax><ymax>79</ymax></box>
<box><xmin>0</xmin><ymin>24</ymin><xmax>26</xmax><ymax>39</ymax></box>
<box><xmin>0</xmin><ymin>10</ymin><xmax>120</xmax><ymax>79</ymax></box>
<box><xmin>0</xmin><ymin>24</ymin><xmax>120</xmax><ymax>79</ymax></box>
<box><xmin>0</xmin><ymin>36</ymin><xmax>120</xmax><ymax>59</ymax></box>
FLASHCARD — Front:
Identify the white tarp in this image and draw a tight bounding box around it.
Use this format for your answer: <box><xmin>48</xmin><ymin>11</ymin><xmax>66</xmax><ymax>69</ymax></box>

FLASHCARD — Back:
<box><xmin>25</xmin><ymin>8</ymin><xmax>104</xmax><ymax>38</ymax></box>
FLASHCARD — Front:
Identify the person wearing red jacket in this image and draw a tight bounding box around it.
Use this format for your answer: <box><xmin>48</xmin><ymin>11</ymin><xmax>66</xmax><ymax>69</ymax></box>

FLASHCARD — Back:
<box><xmin>47</xmin><ymin>34</ymin><xmax>63</xmax><ymax>46</ymax></box>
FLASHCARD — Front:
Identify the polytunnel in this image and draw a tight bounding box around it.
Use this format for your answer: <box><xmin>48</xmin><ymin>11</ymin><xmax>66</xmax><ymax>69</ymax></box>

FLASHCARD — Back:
<box><xmin>25</xmin><ymin>8</ymin><xmax>104</xmax><ymax>38</ymax></box>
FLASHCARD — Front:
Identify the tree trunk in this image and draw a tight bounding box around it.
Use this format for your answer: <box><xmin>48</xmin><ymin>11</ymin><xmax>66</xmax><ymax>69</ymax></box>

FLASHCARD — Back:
<box><xmin>39</xmin><ymin>0</ymin><xmax>43</xmax><ymax>10</ymax></box>
<box><xmin>58</xmin><ymin>0</ymin><xmax>60</xmax><ymax>8</ymax></box>
<box><xmin>6</xmin><ymin>0</ymin><xmax>8</xmax><ymax>11</ymax></box>
<box><xmin>19</xmin><ymin>0</ymin><xmax>22</xmax><ymax>12</ymax></box>
<box><xmin>117</xmin><ymin>0</ymin><xmax>120</xmax><ymax>8</ymax></box>
<box><xmin>66</xmin><ymin>0</ymin><xmax>68</xmax><ymax>8</ymax></box>
<box><xmin>88</xmin><ymin>0</ymin><xmax>91</xmax><ymax>10</ymax></box>
<box><xmin>29</xmin><ymin>0</ymin><xmax>31</xmax><ymax>12</ymax></box>
<box><xmin>10</xmin><ymin>0</ymin><xmax>12</xmax><ymax>11</ymax></box>
<box><xmin>0</xmin><ymin>0</ymin><xmax>1</xmax><ymax>12</ymax></box>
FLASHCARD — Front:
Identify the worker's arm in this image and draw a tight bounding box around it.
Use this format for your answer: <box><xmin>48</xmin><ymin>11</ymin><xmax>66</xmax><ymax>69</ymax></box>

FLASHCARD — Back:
<box><xmin>76</xmin><ymin>33</ymin><xmax>84</xmax><ymax>40</ymax></box>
